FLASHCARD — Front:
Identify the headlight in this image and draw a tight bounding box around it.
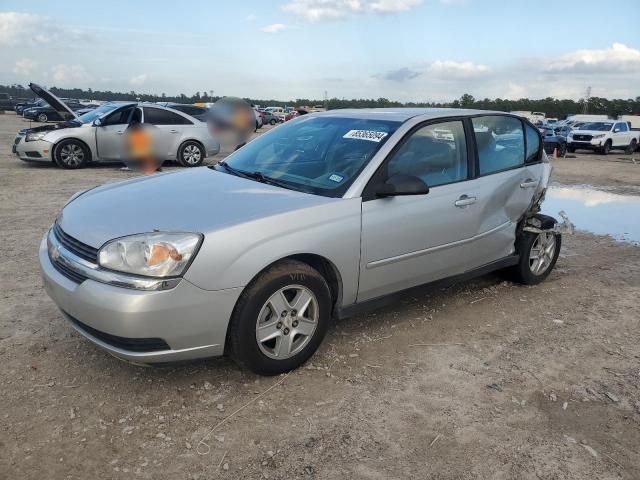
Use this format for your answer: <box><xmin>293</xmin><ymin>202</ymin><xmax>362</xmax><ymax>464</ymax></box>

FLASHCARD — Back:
<box><xmin>26</xmin><ymin>131</ymin><xmax>47</xmax><ymax>142</ymax></box>
<box><xmin>98</xmin><ymin>232</ymin><xmax>203</xmax><ymax>278</ymax></box>
<box><xmin>592</xmin><ymin>133</ymin><xmax>605</xmax><ymax>139</ymax></box>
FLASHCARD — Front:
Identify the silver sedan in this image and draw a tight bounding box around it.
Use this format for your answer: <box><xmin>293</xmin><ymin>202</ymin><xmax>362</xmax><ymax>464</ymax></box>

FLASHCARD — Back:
<box><xmin>14</xmin><ymin>84</ymin><xmax>219</xmax><ymax>168</ymax></box>
<box><xmin>40</xmin><ymin>108</ymin><xmax>568</xmax><ymax>374</ymax></box>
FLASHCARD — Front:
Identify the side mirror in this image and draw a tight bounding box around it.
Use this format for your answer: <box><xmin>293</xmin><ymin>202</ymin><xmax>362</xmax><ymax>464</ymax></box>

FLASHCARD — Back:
<box><xmin>93</xmin><ymin>118</ymin><xmax>102</xmax><ymax>127</ymax></box>
<box><xmin>374</xmin><ymin>173</ymin><xmax>429</xmax><ymax>197</ymax></box>
<box><xmin>613</xmin><ymin>128</ymin><xmax>620</xmax><ymax>133</ymax></box>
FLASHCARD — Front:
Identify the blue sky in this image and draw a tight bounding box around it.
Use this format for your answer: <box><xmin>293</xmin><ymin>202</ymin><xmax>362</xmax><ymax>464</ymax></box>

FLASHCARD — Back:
<box><xmin>1</xmin><ymin>0</ymin><xmax>639</xmax><ymax>101</ymax></box>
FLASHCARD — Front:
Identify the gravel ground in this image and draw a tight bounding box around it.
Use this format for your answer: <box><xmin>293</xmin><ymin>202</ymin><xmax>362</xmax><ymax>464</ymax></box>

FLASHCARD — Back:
<box><xmin>1</xmin><ymin>111</ymin><xmax>639</xmax><ymax>479</ymax></box>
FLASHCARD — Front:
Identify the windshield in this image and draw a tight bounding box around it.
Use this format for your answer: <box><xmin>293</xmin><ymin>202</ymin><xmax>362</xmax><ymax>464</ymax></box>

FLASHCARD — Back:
<box><xmin>220</xmin><ymin>115</ymin><xmax>400</xmax><ymax>197</ymax></box>
<box><xmin>77</xmin><ymin>103</ymin><xmax>121</xmax><ymax>124</ymax></box>
<box><xmin>579</xmin><ymin>122</ymin><xmax>612</xmax><ymax>131</ymax></box>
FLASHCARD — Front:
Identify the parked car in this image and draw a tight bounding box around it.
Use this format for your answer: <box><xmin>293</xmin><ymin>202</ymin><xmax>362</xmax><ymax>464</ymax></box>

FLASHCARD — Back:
<box><xmin>24</xmin><ymin>99</ymin><xmax>87</xmax><ymax>122</ymax></box>
<box><xmin>39</xmin><ymin>108</ymin><xmax>567</xmax><ymax>374</ymax></box>
<box><xmin>155</xmin><ymin>102</ymin><xmax>209</xmax><ymax>121</ymax></box>
<box><xmin>16</xmin><ymin>98</ymin><xmax>47</xmax><ymax>115</ymax></box>
<box><xmin>567</xmin><ymin>121</ymin><xmax>639</xmax><ymax>154</ymax></box>
<box><xmin>539</xmin><ymin>126</ymin><xmax>567</xmax><ymax>157</ymax></box>
<box><xmin>253</xmin><ymin>108</ymin><xmax>263</xmax><ymax>130</ymax></box>
<box><xmin>14</xmin><ymin>83</ymin><xmax>220</xmax><ymax>168</ymax></box>
<box><xmin>264</xmin><ymin>106</ymin><xmax>286</xmax><ymax>119</ymax></box>
<box><xmin>262</xmin><ymin>111</ymin><xmax>283</xmax><ymax>125</ymax></box>
<box><xmin>0</xmin><ymin>92</ymin><xmax>18</xmax><ymax>111</ymax></box>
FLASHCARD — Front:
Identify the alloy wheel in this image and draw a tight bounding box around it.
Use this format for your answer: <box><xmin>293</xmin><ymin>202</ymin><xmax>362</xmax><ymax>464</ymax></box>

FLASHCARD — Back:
<box><xmin>182</xmin><ymin>144</ymin><xmax>202</xmax><ymax>165</ymax></box>
<box><xmin>59</xmin><ymin>144</ymin><xmax>85</xmax><ymax>166</ymax></box>
<box><xmin>529</xmin><ymin>233</ymin><xmax>556</xmax><ymax>275</ymax></box>
<box><xmin>255</xmin><ymin>285</ymin><xmax>319</xmax><ymax>360</ymax></box>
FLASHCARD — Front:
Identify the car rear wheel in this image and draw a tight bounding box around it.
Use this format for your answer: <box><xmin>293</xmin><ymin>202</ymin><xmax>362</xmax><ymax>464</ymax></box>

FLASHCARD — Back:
<box><xmin>269</xmin><ymin>119</ymin><xmax>277</xmax><ymax>125</ymax></box>
<box><xmin>53</xmin><ymin>139</ymin><xmax>89</xmax><ymax>169</ymax></box>
<box><xmin>509</xmin><ymin>231</ymin><xmax>561</xmax><ymax>285</ymax></box>
<box><xmin>626</xmin><ymin>139</ymin><xmax>637</xmax><ymax>154</ymax></box>
<box><xmin>38</xmin><ymin>113</ymin><xmax>48</xmax><ymax>122</ymax></box>
<box><xmin>178</xmin><ymin>141</ymin><xmax>204</xmax><ymax>167</ymax></box>
<box><xmin>228</xmin><ymin>260</ymin><xmax>331</xmax><ymax>375</ymax></box>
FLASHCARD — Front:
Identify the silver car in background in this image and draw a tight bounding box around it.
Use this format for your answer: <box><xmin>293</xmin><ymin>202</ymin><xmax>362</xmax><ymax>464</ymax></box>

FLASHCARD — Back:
<box><xmin>14</xmin><ymin>83</ymin><xmax>219</xmax><ymax>168</ymax></box>
<box><xmin>40</xmin><ymin>108</ymin><xmax>567</xmax><ymax>374</ymax></box>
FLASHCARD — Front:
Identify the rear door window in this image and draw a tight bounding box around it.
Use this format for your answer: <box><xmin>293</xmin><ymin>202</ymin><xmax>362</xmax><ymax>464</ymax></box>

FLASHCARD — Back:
<box><xmin>472</xmin><ymin>116</ymin><xmax>525</xmax><ymax>175</ymax></box>
<box><xmin>143</xmin><ymin>107</ymin><xmax>192</xmax><ymax>125</ymax></box>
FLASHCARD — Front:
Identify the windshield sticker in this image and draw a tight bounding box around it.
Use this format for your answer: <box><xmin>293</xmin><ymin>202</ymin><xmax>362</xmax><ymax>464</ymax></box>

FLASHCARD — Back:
<box><xmin>343</xmin><ymin>130</ymin><xmax>388</xmax><ymax>142</ymax></box>
<box><xmin>328</xmin><ymin>173</ymin><xmax>344</xmax><ymax>183</ymax></box>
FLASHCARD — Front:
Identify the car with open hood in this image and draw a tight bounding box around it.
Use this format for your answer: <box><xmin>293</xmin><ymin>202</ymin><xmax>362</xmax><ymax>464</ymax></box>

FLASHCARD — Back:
<box><xmin>14</xmin><ymin>83</ymin><xmax>220</xmax><ymax>168</ymax></box>
<box><xmin>40</xmin><ymin>108</ymin><xmax>570</xmax><ymax>374</ymax></box>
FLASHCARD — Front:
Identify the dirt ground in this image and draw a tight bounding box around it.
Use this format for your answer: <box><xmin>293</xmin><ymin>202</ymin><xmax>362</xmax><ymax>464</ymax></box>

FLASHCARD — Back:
<box><xmin>1</xmin><ymin>111</ymin><xmax>639</xmax><ymax>479</ymax></box>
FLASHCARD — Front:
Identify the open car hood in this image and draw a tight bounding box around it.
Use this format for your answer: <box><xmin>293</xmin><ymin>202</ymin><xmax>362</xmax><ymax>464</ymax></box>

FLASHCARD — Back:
<box><xmin>29</xmin><ymin>82</ymin><xmax>78</xmax><ymax>121</ymax></box>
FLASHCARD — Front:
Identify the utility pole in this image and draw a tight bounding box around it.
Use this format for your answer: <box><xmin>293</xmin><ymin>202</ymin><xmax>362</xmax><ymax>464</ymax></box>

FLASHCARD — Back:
<box><xmin>323</xmin><ymin>90</ymin><xmax>328</xmax><ymax>110</ymax></box>
<box><xmin>582</xmin><ymin>86</ymin><xmax>591</xmax><ymax>114</ymax></box>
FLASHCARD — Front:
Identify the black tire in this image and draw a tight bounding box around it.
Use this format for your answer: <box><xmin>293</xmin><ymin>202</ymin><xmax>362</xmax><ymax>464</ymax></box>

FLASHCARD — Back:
<box><xmin>625</xmin><ymin>139</ymin><xmax>637</xmax><ymax>154</ymax></box>
<box><xmin>269</xmin><ymin>119</ymin><xmax>277</xmax><ymax>125</ymax></box>
<box><xmin>228</xmin><ymin>260</ymin><xmax>332</xmax><ymax>375</ymax></box>
<box><xmin>558</xmin><ymin>142</ymin><xmax>567</xmax><ymax>158</ymax></box>
<box><xmin>599</xmin><ymin>140</ymin><xmax>611</xmax><ymax>155</ymax></box>
<box><xmin>509</xmin><ymin>231</ymin><xmax>561</xmax><ymax>285</ymax></box>
<box><xmin>53</xmin><ymin>139</ymin><xmax>89</xmax><ymax>169</ymax></box>
<box><xmin>177</xmin><ymin>140</ymin><xmax>205</xmax><ymax>167</ymax></box>
<box><xmin>567</xmin><ymin>146</ymin><xmax>575</xmax><ymax>153</ymax></box>
<box><xmin>38</xmin><ymin>113</ymin><xmax>48</xmax><ymax>122</ymax></box>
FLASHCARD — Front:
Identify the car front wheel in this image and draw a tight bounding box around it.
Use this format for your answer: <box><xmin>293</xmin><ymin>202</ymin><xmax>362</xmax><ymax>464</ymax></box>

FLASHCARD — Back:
<box><xmin>269</xmin><ymin>119</ymin><xmax>277</xmax><ymax>125</ymax></box>
<box><xmin>228</xmin><ymin>260</ymin><xmax>331</xmax><ymax>375</ymax></box>
<box><xmin>38</xmin><ymin>113</ymin><xmax>48</xmax><ymax>122</ymax></box>
<box><xmin>53</xmin><ymin>139</ymin><xmax>89</xmax><ymax>169</ymax></box>
<box><xmin>178</xmin><ymin>141</ymin><xmax>204</xmax><ymax>167</ymax></box>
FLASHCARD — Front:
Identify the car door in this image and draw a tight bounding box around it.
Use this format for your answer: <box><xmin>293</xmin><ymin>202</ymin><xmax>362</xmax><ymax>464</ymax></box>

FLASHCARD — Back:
<box><xmin>463</xmin><ymin>116</ymin><xmax>541</xmax><ymax>269</ymax></box>
<box><xmin>613</xmin><ymin>122</ymin><xmax>630</xmax><ymax>146</ymax></box>
<box><xmin>95</xmin><ymin>105</ymin><xmax>136</xmax><ymax>161</ymax></box>
<box><xmin>142</xmin><ymin>107</ymin><xmax>191</xmax><ymax>160</ymax></box>
<box><xmin>358</xmin><ymin>119</ymin><xmax>477</xmax><ymax>302</ymax></box>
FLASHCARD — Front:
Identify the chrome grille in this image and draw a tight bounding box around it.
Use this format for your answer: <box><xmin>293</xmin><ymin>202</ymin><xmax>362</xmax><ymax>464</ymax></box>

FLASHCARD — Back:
<box><xmin>53</xmin><ymin>223</ymin><xmax>99</xmax><ymax>263</ymax></box>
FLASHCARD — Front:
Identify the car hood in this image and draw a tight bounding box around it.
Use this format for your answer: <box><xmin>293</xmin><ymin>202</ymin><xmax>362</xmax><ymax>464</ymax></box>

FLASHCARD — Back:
<box><xmin>58</xmin><ymin>168</ymin><xmax>337</xmax><ymax>248</ymax></box>
<box><xmin>29</xmin><ymin>82</ymin><xmax>78</xmax><ymax>121</ymax></box>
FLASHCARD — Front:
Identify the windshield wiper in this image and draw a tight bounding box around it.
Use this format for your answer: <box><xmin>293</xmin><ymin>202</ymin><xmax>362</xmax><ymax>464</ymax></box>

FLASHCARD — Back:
<box><xmin>215</xmin><ymin>162</ymin><xmax>306</xmax><ymax>193</ymax></box>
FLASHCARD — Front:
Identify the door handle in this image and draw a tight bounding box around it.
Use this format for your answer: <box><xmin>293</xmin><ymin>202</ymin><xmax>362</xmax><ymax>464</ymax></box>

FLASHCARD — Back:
<box><xmin>520</xmin><ymin>179</ymin><xmax>539</xmax><ymax>188</ymax></box>
<box><xmin>454</xmin><ymin>195</ymin><xmax>476</xmax><ymax>207</ymax></box>
<box><xmin>116</xmin><ymin>130</ymin><xmax>124</xmax><ymax>135</ymax></box>
<box><xmin>169</xmin><ymin>129</ymin><xmax>179</xmax><ymax>133</ymax></box>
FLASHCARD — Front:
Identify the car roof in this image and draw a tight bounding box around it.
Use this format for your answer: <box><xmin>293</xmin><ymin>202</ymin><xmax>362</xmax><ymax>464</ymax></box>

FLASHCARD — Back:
<box><xmin>311</xmin><ymin>107</ymin><xmax>503</xmax><ymax>122</ymax></box>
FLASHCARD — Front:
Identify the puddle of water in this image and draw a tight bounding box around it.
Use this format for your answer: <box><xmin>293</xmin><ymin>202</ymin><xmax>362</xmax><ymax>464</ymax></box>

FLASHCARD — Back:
<box><xmin>542</xmin><ymin>185</ymin><xmax>640</xmax><ymax>244</ymax></box>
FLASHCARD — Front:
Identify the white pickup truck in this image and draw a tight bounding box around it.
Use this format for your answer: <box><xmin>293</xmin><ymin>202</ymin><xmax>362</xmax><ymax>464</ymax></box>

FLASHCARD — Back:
<box><xmin>567</xmin><ymin>120</ymin><xmax>639</xmax><ymax>154</ymax></box>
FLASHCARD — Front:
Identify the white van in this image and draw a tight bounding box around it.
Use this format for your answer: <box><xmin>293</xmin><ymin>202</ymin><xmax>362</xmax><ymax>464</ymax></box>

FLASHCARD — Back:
<box><xmin>565</xmin><ymin>114</ymin><xmax>609</xmax><ymax>123</ymax></box>
<box><xmin>618</xmin><ymin>115</ymin><xmax>640</xmax><ymax>129</ymax></box>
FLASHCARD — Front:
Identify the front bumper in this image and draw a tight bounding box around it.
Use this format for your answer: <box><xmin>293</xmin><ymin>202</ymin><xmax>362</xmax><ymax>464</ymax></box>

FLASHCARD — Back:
<box><xmin>567</xmin><ymin>139</ymin><xmax>603</xmax><ymax>149</ymax></box>
<box><xmin>39</xmin><ymin>234</ymin><xmax>242</xmax><ymax>363</ymax></box>
<box><xmin>15</xmin><ymin>138</ymin><xmax>52</xmax><ymax>162</ymax></box>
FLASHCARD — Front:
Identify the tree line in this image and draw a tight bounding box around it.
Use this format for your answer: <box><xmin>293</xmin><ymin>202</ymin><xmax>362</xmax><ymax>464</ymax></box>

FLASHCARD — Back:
<box><xmin>2</xmin><ymin>83</ymin><xmax>639</xmax><ymax>119</ymax></box>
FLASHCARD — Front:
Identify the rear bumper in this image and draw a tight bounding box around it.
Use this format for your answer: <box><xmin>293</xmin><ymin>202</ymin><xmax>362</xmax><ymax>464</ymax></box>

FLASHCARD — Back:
<box><xmin>39</xmin><ymin>234</ymin><xmax>243</xmax><ymax>363</ymax></box>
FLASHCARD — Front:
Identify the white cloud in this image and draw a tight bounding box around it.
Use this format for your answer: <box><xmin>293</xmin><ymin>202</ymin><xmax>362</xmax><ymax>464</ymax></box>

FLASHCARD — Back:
<box><xmin>129</xmin><ymin>73</ymin><xmax>148</xmax><ymax>85</ymax></box>
<box><xmin>428</xmin><ymin>60</ymin><xmax>491</xmax><ymax>79</ymax></box>
<box><xmin>0</xmin><ymin>11</ymin><xmax>90</xmax><ymax>46</ymax></box>
<box><xmin>51</xmin><ymin>64</ymin><xmax>93</xmax><ymax>86</ymax></box>
<box><xmin>261</xmin><ymin>23</ymin><xmax>288</xmax><ymax>33</ymax></box>
<box><xmin>11</xmin><ymin>58</ymin><xmax>37</xmax><ymax>76</ymax></box>
<box><xmin>543</xmin><ymin>43</ymin><xmax>640</xmax><ymax>74</ymax></box>
<box><xmin>282</xmin><ymin>0</ymin><xmax>422</xmax><ymax>22</ymax></box>
<box><xmin>505</xmin><ymin>81</ymin><xmax>526</xmax><ymax>99</ymax></box>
